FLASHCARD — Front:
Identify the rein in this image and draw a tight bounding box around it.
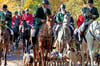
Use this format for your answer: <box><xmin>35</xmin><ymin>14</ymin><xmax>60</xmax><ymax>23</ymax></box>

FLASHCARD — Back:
<box><xmin>89</xmin><ymin>30</ymin><xmax>95</xmax><ymax>40</ymax></box>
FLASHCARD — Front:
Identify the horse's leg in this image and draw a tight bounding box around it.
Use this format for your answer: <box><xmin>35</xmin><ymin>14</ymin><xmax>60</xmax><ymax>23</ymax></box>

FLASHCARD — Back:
<box><xmin>89</xmin><ymin>49</ymin><xmax>94</xmax><ymax>66</ymax></box>
<box><xmin>70</xmin><ymin>39</ymin><xmax>73</xmax><ymax>48</ymax></box>
<box><xmin>23</xmin><ymin>38</ymin><xmax>26</xmax><ymax>53</ymax></box>
<box><xmin>4</xmin><ymin>45</ymin><xmax>8</xmax><ymax>66</ymax></box>
<box><xmin>15</xmin><ymin>34</ymin><xmax>18</xmax><ymax>49</ymax></box>
<box><xmin>26</xmin><ymin>38</ymin><xmax>29</xmax><ymax>53</ymax></box>
<box><xmin>0</xmin><ymin>57</ymin><xmax>1</xmax><ymax>65</ymax></box>
<box><xmin>0</xmin><ymin>51</ymin><xmax>1</xmax><ymax>65</ymax></box>
<box><xmin>33</xmin><ymin>48</ymin><xmax>36</xmax><ymax>66</ymax></box>
<box><xmin>39</xmin><ymin>48</ymin><xmax>44</xmax><ymax>66</ymax></box>
<box><xmin>0</xmin><ymin>48</ymin><xmax>2</xmax><ymax>65</ymax></box>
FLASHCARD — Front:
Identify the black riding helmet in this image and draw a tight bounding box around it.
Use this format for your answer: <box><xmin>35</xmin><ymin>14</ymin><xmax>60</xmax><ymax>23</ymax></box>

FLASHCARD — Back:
<box><xmin>88</xmin><ymin>0</ymin><xmax>93</xmax><ymax>4</ymax></box>
<box><xmin>42</xmin><ymin>0</ymin><xmax>50</xmax><ymax>5</ymax></box>
<box><xmin>60</xmin><ymin>4</ymin><xmax>66</xmax><ymax>9</ymax></box>
<box><xmin>15</xmin><ymin>11</ymin><xmax>18</xmax><ymax>15</ymax></box>
<box><xmin>2</xmin><ymin>4</ymin><xmax>7</xmax><ymax>9</ymax></box>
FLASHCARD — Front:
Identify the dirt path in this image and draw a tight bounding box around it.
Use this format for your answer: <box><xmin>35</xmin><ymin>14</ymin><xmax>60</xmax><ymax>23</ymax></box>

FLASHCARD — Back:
<box><xmin>1</xmin><ymin>60</ymin><xmax>24</xmax><ymax>66</ymax></box>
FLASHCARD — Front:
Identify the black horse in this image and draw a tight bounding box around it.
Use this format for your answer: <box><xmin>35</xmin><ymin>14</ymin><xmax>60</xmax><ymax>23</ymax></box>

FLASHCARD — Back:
<box><xmin>20</xmin><ymin>20</ymin><xmax>31</xmax><ymax>53</ymax></box>
<box><xmin>12</xmin><ymin>18</ymin><xmax>20</xmax><ymax>49</ymax></box>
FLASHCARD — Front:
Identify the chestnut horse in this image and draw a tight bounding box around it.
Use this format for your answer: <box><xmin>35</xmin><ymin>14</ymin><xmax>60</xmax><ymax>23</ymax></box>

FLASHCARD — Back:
<box><xmin>38</xmin><ymin>15</ymin><xmax>54</xmax><ymax>66</ymax></box>
<box><xmin>0</xmin><ymin>21</ymin><xmax>10</xmax><ymax>66</ymax></box>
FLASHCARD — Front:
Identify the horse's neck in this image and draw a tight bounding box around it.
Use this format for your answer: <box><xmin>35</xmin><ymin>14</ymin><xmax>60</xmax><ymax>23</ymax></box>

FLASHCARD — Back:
<box><xmin>41</xmin><ymin>24</ymin><xmax>52</xmax><ymax>36</ymax></box>
<box><xmin>23</xmin><ymin>24</ymin><xmax>28</xmax><ymax>29</ymax></box>
<box><xmin>89</xmin><ymin>21</ymin><xmax>98</xmax><ymax>34</ymax></box>
<box><xmin>62</xmin><ymin>25</ymin><xmax>70</xmax><ymax>35</ymax></box>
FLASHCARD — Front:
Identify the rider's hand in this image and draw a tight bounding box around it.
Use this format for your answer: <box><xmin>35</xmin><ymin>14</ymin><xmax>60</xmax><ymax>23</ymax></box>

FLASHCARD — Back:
<box><xmin>41</xmin><ymin>19</ymin><xmax>46</xmax><ymax>23</ymax></box>
<box><xmin>92</xmin><ymin>15</ymin><xmax>96</xmax><ymax>18</ymax></box>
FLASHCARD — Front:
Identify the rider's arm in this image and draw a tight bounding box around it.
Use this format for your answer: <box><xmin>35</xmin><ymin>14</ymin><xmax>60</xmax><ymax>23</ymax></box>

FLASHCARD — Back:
<box><xmin>12</xmin><ymin>16</ymin><xmax>15</xmax><ymax>27</ymax></box>
<box><xmin>35</xmin><ymin>8</ymin><xmax>42</xmax><ymax>24</ymax></box>
<box><xmin>29</xmin><ymin>14</ymin><xmax>33</xmax><ymax>25</ymax></box>
<box><xmin>19</xmin><ymin>15</ymin><xmax>22</xmax><ymax>25</ymax></box>
<box><xmin>56</xmin><ymin>13</ymin><xmax>61</xmax><ymax>23</ymax></box>
<box><xmin>92</xmin><ymin>7</ymin><xmax>99</xmax><ymax>19</ymax></box>
<box><xmin>70</xmin><ymin>17</ymin><xmax>74</xmax><ymax>24</ymax></box>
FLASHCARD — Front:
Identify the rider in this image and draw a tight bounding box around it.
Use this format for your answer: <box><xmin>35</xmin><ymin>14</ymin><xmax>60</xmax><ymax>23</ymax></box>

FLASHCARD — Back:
<box><xmin>78</xmin><ymin>0</ymin><xmax>99</xmax><ymax>42</ymax></box>
<box><xmin>55</xmin><ymin>4</ymin><xmax>73</xmax><ymax>39</ymax></box>
<box><xmin>12</xmin><ymin>11</ymin><xmax>21</xmax><ymax>28</ymax></box>
<box><xmin>1</xmin><ymin>4</ymin><xmax>14</xmax><ymax>36</ymax></box>
<box><xmin>2</xmin><ymin>4</ymin><xmax>12</xmax><ymax>28</ymax></box>
<box><xmin>76</xmin><ymin>10</ymin><xmax>84</xmax><ymax>28</ymax></box>
<box><xmin>22</xmin><ymin>8</ymin><xmax>33</xmax><ymax>26</ymax></box>
<box><xmin>32</xmin><ymin>0</ymin><xmax>51</xmax><ymax>45</ymax></box>
<box><xmin>20</xmin><ymin>10</ymin><xmax>25</xmax><ymax>19</ymax></box>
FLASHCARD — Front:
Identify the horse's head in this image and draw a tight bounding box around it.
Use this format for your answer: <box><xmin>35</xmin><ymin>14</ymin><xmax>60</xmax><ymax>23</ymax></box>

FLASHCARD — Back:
<box><xmin>46</xmin><ymin>15</ymin><xmax>54</xmax><ymax>29</ymax></box>
<box><xmin>22</xmin><ymin>20</ymin><xmax>27</xmax><ymax>28</ymax></box>
<box><xmin>94</xmin><ymin>21</ymin><xmax>100</xmax><ymax>40</ymax></box>
<box><xmin>63</xmin><ymin>13</ymin><xmax>70</xmax><ymax>27</ymax></box>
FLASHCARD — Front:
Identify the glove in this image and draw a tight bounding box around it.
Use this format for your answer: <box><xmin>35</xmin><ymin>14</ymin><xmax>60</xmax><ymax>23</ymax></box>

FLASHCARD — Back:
<box><xmin>92</xmin><ymin>15</ymin><xmax>96</xmax><ymax>18</ymax></box>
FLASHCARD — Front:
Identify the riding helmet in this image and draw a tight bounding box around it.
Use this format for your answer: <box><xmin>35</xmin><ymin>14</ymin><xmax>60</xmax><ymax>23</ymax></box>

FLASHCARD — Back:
<box><xmin>60</xmin><ymin>4</ymin><xmax>66</xmax><ymax>9</ymax></box>
<box><xmin>2</xmin><ymin>4</ymin><xmax>7</xmax><ymax>9</ymax></box>
<box><xmin>15</xmin><ymin>11</ymin><xmax>18</xmax><ymax>14</ymax></box>
<box><xmin>42</xmin><ymin>0</ymin><xmax>50</xmax><ymax>5</ymax></box>
<box><xmin>88</xmin><ymin>0</ymin><xmax>93</xmax><ymax>4</ymax></box>
<box><xmin>25</xmin><ymin>8</ymin><xmax>29</xmax><ymax>12</ymax></box>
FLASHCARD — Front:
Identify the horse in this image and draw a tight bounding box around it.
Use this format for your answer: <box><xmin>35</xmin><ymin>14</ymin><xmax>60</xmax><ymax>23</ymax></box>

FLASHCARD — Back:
<box><xmin>20</xmin><ymin>20</ymin><xmax>31</xmax><ymax>53</ymax></box>
<box><xmin>38</xmin><ymin>15</ymin><xmax>54</xmax><ymax>66</ymax></box>
<box><xmin>0</xmin><ymin>21</ymin><xmax>10</xmax><ymax>66</ymax></box>
<box><xmin>84</xmin><ymin>21</ymin><xmax>100</xmax><ymax>66</ymax></box>
<box><xmin>54</xmin><ymin>13</ymin><xmax>71</xmax><ymax>58</ymax></box>
<box><xmin>12</xmin><ymin>18</ymin><xmax>20</xmax><ymax>49</ymax></box>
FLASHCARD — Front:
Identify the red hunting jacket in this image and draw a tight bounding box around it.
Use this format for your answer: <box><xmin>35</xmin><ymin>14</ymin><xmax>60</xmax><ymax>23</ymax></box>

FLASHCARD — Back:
<box><xmin>76</xmin><ymin>15</ymin><xmax>84</xmax><ymax>28</ymax></box>
<box><xmin>12</xmin><ymin>15</ymin><xmax>22</xmax><ymax>27</ymax></box>
<box><xmin>22</xmin><ymin>13</ymin><xmax>33</xmax><ymax>25</ymax></box>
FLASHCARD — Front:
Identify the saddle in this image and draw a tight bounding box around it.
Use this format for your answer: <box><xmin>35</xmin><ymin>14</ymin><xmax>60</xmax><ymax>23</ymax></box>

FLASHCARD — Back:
<box><xmin>68</xmin><ymin>25</ymin><xmax>74</xmax><ymax>37</ymax></box>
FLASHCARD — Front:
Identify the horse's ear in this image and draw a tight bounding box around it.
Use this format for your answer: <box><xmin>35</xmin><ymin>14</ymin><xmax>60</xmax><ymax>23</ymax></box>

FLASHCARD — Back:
<box><xmin>46</xmin><ymin>13</ymin><xmax>49</xmax><ymax>18</ymax></box>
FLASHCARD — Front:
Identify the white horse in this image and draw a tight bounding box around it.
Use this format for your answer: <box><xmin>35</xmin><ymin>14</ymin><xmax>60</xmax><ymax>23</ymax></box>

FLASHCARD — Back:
<box><xmin>85</xmin><ymin>21</ymin><xmax>100</xmax><ymax>66</ymax></box>
<box><xmin>55</xmin><ymin>13</ymin><xmax>71</xmax><ymax>58</ymax></box>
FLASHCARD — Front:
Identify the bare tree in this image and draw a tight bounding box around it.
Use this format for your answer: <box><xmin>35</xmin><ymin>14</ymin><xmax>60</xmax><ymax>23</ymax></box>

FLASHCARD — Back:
<box><xmin>83</xmin><ymin>0</ymin><xmax>87</xmax><ymax>4</ymax></box>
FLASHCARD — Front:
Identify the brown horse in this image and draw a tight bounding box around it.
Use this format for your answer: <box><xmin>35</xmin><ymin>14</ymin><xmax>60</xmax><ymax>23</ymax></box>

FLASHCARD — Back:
<box><xmin>0</xmin><ymin>21</ymin><xmax>10</xmax><ymax>66</ymax></box>
<box><xmin>38</xmin><ymin>15</ymin><xmax>54</xmax><ymax>66</ymax></box>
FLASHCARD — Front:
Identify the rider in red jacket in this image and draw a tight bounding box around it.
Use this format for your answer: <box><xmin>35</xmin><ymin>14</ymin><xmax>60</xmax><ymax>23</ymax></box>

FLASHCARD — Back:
<box><xmin>22</xmin><ymin>9</ymin><xmax>33</xmax><ymax>26</ymax></box>
<box><xmin>76</xmin><ymin>14</ymin><xmax>84</xmax><ymax>28</ymax></box>
<box><xmin>12</xmin><ymin>11</ymin><xmax>21</xmax><ymax>27</ymax></box>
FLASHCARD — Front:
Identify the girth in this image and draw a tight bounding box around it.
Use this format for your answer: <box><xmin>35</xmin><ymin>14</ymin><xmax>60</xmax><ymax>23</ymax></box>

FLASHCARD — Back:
<box><xmin>41</xmin><ymin>35</ymin><xmax>53</xmax><ymax>40</ymax></box>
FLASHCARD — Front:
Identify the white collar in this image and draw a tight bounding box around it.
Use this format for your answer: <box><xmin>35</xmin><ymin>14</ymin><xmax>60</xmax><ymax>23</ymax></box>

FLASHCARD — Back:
<box><xmin>3</xmin><ymin>11</ymin><xmax>7</xmax><ymax>15</ymax></box>
<box><xmin>42</xmin><ymin>6</ymin><xmax>46</xmax><ymax>13</ymax></box>
<box><xmin>88</xmin><ymin>6</ymin><xmax>93</xmax><ymax>10</ymax></box>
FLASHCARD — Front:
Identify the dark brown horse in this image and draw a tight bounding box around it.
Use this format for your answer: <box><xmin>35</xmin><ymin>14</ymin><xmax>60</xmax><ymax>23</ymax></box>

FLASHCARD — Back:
<box><xmin>38</xmin><ymin>15</ymin><xmax>54</xmax><ymax>66</ymax></box>
<box><xmin>0</xmin><ymin>21</ymin><xmax>10</xmax><ymax>66</ymax></box>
